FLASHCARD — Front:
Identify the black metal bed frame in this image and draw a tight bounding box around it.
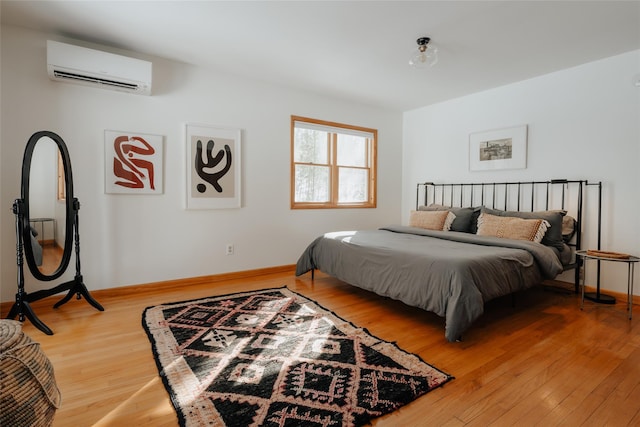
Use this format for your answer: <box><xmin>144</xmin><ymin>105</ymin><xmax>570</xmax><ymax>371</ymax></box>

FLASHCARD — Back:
<box><xmin>416</xmin><ymin>179</ymin><xmax>603</xmax><ymax>292</ymax></box>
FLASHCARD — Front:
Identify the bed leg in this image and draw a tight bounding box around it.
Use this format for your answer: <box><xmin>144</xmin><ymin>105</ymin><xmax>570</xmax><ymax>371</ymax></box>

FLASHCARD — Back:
<box><xmin>311</xmin><ymin>268</ymin><xmax>315</xmax><ymax>280</ymax></box>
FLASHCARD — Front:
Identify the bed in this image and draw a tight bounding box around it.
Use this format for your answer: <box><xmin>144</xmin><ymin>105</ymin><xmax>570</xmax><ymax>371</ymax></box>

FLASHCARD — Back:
<box><xmin>30</xmin><ymin>226</ymin><xmax>43</xmax><ymax>266</ymax></box>
<box><xmin>296</xmin><ymin>180</ymin><xmax>600</xmax><ymax>342</ymax></box>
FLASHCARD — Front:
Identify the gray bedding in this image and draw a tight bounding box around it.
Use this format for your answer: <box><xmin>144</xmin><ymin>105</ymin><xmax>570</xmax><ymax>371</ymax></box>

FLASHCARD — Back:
<box><xmin>295</xmin><ymin>225</ymin><xmax>563</xmax><ymax>342</ymax></box>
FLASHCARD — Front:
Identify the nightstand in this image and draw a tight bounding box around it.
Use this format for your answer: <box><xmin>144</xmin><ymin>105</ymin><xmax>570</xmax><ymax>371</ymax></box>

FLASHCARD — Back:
<box><xmin>577</xmin><ymin>250</ymin><xmax>639</xmax><ymax>319</ymax></box>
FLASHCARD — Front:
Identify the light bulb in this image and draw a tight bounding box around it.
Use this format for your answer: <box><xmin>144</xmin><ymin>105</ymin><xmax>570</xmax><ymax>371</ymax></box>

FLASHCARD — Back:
<box><xmin>409</xmin><ymin>44</ymin><xmax>438</xmax><ymax>68</ymax></box>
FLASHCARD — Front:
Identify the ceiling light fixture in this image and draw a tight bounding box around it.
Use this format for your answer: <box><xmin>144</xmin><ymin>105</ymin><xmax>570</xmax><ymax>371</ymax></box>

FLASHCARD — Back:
<box><xmin>409</xmin><ymin>37</ymin><xmax>438</xmax><ymax>68</ymax></box>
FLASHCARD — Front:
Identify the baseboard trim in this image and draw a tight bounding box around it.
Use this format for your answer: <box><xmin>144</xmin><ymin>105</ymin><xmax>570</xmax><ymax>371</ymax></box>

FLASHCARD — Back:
<box><xmin>544</xmin><ymin>279</ymin><xmax>640</xmax><ymax>306</ymax></box>
<box><xmin>3</xmin><ymin>271</ymin><xmax>636</xmax><ymax>317</ymax></box>
<box><xmin>0</xmin><ymin>264</ymin><xmax>296</xmax><ymax>316</ymax></box>
<box><xmin>99</xmin><ymin>264</ymin><xmax>297</xmax><ymax>298</ymax></box>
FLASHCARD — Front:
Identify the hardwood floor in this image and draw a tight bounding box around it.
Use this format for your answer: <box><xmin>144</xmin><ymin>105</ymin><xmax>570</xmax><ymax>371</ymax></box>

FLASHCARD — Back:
<box><xmin>38</xmin><ymin>242</ymin><xmax>64</xmax><ymax>275</ymax></box>
<box><xmin>3</xmin><ymin>269</ymin><xmax>639</xmax><ymax>426</ymax></box>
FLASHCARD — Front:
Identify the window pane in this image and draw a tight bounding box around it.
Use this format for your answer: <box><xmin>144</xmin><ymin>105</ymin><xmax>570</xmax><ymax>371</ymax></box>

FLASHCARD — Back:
<box><xmin>294</xmin><ymin>128</ymin><xmax>328</xmax><ymax>164</ymax></box>
<box><xmin>338</xmin><ymin>167</ymin><xmax>368</xmax><ymax>203</ymax></box>
<box><xmin>295</xmin><ymin>164</ymin><xmax>330</xmax><ymax>202</ymax></box>
<box><xmin>337</xmin><ymin>134</ymin><xmax>366</xmax><ymax>167</ymax></box>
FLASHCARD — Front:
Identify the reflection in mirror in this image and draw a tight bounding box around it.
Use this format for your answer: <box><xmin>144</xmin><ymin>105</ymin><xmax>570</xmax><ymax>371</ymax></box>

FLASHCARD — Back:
<box><xmin>28</xmin><ymin>138</ymin><xmax>65</xmax><ymax>275</ymax></box>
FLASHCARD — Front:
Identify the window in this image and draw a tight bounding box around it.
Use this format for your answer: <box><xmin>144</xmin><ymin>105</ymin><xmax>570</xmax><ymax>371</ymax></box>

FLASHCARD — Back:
<box><xmin>291</xmin><ymin>116</ymin><xmax>377</xmax><ymax>209</ymax></box>
<box><xmin>57</xmin><ymin>151</ymin><xmax>65</xmax><ymax>201</ymax></box>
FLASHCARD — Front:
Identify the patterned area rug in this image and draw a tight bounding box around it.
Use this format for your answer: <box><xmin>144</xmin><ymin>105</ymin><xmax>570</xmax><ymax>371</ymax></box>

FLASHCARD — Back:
<box><xmin>142</xmin><ymin>287</ymin><xmax>453</xmax><ymax>426</ymax></box>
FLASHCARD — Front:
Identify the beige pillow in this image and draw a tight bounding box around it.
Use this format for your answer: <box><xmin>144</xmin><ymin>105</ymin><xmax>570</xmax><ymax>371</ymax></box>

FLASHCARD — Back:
<box><xmin>409</xmin><ymin>210</ymin><xmax>456</xmax><ymax>231</ymax></box>
<box><xmin>476</xmin><ymin>213</ymin><xmax>549</xmax><ymax>243</ymax></box>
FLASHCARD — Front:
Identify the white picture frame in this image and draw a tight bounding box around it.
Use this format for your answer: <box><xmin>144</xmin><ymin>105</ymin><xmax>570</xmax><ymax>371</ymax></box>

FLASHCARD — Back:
<box><xmin>469</xmin><ymin>125</ymin><xmax>527</xmax><ymax>171</ymax></box>
<box><xmin>104</xmin><ymin>130</ymin><xmax>164</xmax><ymax>194</ymax></box>
<box><xmin>185</xmin><ymin>123</ymin><xmax>241</xmax><ymax>209</ymax></box>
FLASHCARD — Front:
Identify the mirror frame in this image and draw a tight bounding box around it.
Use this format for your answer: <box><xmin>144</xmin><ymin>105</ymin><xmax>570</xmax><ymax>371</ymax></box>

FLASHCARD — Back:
<box><xmin>21</xmin><ymin>131</ymin><xmax>75</xmax><ymax>281</ymax></box>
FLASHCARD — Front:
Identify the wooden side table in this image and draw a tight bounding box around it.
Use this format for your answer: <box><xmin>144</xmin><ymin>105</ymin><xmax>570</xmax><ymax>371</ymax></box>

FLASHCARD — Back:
<box><xmin>577</xmin><ymin>250</ymin><xmax>639</xmax><ymax>319</ymax></box>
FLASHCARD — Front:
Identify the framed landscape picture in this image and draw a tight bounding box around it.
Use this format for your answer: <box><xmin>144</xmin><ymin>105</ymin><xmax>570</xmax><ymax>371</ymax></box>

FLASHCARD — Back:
<box><xmin>104</xmin><ymin>130</ymin><xmax>164</xmax><ymax>194</ymax></box>
<box><xmin>469</xmin><ymin>125</ymin><xmax>527</xmax><ymax>171</ymax></box>
<box><xmin>185</xmin><ymin>123</ymin><xmax>241</xmax><ymax>209</ymax></box>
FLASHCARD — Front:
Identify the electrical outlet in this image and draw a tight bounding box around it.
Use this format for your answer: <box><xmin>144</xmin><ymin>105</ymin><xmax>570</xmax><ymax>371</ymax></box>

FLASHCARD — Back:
<box><xmin>225</xmin><ymin>244</ymin><xmax>234</xmax><ymax>255</ymax></box>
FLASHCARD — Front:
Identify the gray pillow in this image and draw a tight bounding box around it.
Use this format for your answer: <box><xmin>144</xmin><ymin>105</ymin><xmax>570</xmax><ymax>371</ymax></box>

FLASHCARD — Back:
<box><xmin>481</xmin><ymin>207</ymin><xmax>565</xmax><ymax>251</ymax></box>
<box><xmin>419</xmin><ymin>204</ymin><xmax>479</xmax><ymax>233</ymax></box>
<box><xmin>562</xmin><ymin>215</ymin><xmax>577</xmax><ymax>242</ymax></box>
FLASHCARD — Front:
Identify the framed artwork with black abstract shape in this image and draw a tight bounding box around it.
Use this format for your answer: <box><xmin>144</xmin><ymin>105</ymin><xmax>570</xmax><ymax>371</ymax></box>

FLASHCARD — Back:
<box><xmin>185</xmin><ymin>123</ymin><xmax>241</xmax><ymax>209</ymax></box>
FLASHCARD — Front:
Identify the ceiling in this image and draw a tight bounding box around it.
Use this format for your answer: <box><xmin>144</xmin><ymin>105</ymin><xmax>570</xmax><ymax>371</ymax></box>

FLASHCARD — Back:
<box><xmin>2</xmin><ymin>1</ymin><xmax>639</xmax><ymax>111</ymax></box>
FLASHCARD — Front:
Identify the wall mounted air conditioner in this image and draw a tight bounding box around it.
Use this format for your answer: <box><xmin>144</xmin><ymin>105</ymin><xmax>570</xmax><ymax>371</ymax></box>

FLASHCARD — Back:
<box><xmin>47</xmin><ymin>40</ymin><xmax>152</xmax><ymax>95</ymax></box>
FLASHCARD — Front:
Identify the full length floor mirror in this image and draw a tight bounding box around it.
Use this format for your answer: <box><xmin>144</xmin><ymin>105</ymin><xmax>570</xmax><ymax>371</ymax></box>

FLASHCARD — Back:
<box><xmin>7</xmin><ymin>131</ymin><xmax>104</xmax><ymax>335</ymax></box>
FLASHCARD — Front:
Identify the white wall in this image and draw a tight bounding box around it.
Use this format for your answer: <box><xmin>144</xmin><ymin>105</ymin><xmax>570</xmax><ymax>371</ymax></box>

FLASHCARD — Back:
<box><xmin>403</xmin><ymin>50</ymin><xmax>640</xmax><ymax>295</ymax></box>
<box><xmin>0</xmin><ymin>26</ymin><xmax>403</xmax><ymax>303</ymax></box>
<box><xmin>27</xmin><ymin>140</ymin><xmax>60</xmax><ymax>245</ymax></box>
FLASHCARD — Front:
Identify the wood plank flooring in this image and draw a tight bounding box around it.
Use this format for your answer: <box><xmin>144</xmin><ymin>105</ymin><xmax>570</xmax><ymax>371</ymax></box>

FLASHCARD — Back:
<box><xmin>3</xmin><ymin>269</ymin><xmax>639</xmax><ymax>426</ymax></box>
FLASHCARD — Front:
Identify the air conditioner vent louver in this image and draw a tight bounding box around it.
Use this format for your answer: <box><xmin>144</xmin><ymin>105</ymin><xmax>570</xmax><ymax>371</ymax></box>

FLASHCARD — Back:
<box><xmin>52</xmin><ymin>70</ymin><xmax>140</xmax><ymax>91</ymax></box>
<box><xmin>47</xmin><ymin>40</ymin><xmax>152</xmax><ymax>95</ymax></box>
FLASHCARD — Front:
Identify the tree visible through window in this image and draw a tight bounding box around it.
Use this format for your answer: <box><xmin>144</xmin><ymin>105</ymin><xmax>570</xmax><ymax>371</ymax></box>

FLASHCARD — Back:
<box><xmin>291</xmin><ymin>116</ymin><xmax>377</xmax><ymax>209</ymax></box>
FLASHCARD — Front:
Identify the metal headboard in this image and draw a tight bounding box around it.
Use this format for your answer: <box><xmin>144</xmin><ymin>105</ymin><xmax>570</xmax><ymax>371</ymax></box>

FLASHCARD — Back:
<box><xmin>416</xmin><ymin>179</ymin><xmax>603</xmax><ymax>291</ymax></box>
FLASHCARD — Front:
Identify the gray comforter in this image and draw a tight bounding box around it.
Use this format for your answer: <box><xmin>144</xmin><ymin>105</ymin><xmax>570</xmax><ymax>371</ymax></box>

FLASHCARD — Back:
<box><xmin>295</xmin><ymin>226</ymin><xmax>563</xmax><ymax>342</ymax></box>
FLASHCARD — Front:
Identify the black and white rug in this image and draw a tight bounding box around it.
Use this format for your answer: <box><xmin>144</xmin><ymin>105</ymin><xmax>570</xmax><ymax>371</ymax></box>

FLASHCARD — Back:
<box><xmin>142</xmin><ymin>287</ymin><xmax>453</xmax><ymax>426</ymax></box>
